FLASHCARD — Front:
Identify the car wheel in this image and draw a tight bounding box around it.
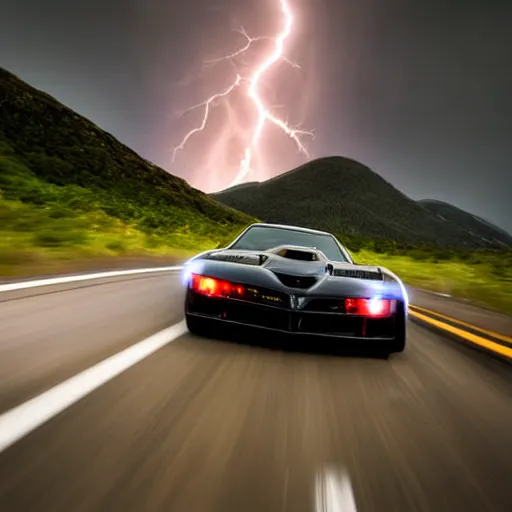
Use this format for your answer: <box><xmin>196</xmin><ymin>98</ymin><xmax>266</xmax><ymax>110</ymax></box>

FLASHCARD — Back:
<box><xmin>388</xmin><ymin>331</ymin><xmax>406</xmax><ymax>354</ymax></box>
<box><xmin>386</xmin><ymin>305</ymin><xmax>407</xmax><ymax>354</ymax></box>
<box><xmin>185</xmin><ymin>314</ymin><xmax>210</xmax><ymax>337</ymax></box>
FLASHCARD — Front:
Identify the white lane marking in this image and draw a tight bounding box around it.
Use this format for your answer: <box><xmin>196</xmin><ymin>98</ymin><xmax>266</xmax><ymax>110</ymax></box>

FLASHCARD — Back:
<box><xmin>417</xmin><ymin>288</ymin><xmax>452</xmax><ymax>298</ymax></box>
<box><xmin>0</xmin><ymin>266</ymin><xmax>184</xmax><ymax>293</ymax></box>
<box><xmin>315</xmin><ymin>468</ymin><xmax>357</xmax><ymax>512</ymax></box>
<box><xmin>0</xmin><ymin>321</ymin><xmax>188</xmax><ymax>454</ymax></box>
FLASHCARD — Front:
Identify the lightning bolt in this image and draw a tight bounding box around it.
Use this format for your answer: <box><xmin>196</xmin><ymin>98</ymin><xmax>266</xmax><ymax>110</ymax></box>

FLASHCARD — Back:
<box><xmin>172</xmin><ymin>0</ymin><xmax>314</xmax><ymax>189</ymax></box>
<box><xmin>171</xmin><ymin>75</ymin><xmax>243</xmax><ymax>163</ymax></box>
<box><xmin>204</xmin><ymin>27</ymin><xmax>270</xmax><ymax>64</ymax></box>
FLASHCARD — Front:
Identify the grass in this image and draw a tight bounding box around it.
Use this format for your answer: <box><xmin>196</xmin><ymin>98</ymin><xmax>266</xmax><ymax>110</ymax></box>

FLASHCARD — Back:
<box><xmin>0</xmin><ymin>195</ymin><xmax>205</xmax><ymax>276</ymax></box>
<box><xmin>2</xmin><ymin>193</ymin><xmax>510</xmax><ymax>316</ymax></box>
<box><xmin>0</xmin><ymin>153</ymin><xmax>245</xmax><ymax>277</ymax></box>
<box><xmin>353</xmin><ymin>249</ymin><xmax>512</xmax><ymax>315</ymax></box>
<box><xmin>0</xmin><ymin>133</ymin><xmax>252</xmax><ymax>277</ymax></box>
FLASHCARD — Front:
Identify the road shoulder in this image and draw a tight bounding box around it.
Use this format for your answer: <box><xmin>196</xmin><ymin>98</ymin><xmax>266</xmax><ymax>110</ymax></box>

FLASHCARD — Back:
<box><xmin>408</xmin><ymin>289</ymin><xmax>512</xmax><ymax>363</ymax></box>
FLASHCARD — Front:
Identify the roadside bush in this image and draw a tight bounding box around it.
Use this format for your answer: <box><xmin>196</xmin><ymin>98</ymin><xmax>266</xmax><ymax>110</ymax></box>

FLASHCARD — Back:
<box><xmin>408</xmin><ymin>249</ymin><xmax>432</xmax><ymax>261</ymax></box>
<box><xmin>33</xmin><ymin>228</ymin><xmax>88</xmax><ymax>247</ymax></box>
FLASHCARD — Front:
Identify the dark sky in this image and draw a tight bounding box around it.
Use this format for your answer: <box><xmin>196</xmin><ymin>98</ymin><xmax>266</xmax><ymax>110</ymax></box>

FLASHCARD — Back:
<box><xmin>1</xmin><ymin>0</ymin><xmax>511</xmax><ymax>231</ymax></box>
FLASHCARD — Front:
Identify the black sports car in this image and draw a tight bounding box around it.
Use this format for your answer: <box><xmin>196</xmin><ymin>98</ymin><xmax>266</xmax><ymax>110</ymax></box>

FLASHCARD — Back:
<box><xmin>182</xmin><ymin>223</ymin><xmax>408</xmax><ymax>354</ymax></box>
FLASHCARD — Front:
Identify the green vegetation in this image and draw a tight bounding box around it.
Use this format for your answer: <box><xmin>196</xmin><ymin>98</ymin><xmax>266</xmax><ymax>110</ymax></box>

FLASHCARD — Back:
<box><xmin>0</xmin><ymin>67</ymin><xmax>255</xmax><ymax>276</ymax></box>
<box><xmin>213</xmin><ymin>156</ymin><xmax>512</xmax><ymax>249</ymax></box>
<box><xmin>0</xmin><ymin>67</ymin><xmax>510</xmax><ymax>315</ymax></box>
<box><xmin>335</xmin><ymin>230</ymin><xmax>512</xmax><ymax>314</ymax></box>
<box><xmin>352</xmin><ymin>248</ymin><xmax>512</xmax><ymax>315</ymax></box>
<box><xmin>0</xmin><ymin>151</ymin><xmax>214</xmax><ymax>275</ymax></box>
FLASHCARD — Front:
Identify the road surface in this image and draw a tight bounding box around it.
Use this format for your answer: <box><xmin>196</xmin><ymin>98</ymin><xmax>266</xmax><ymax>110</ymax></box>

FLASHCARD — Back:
<box><xmin>1</xmin><ymin>270</ymin><xmax>512</xmax><ymax>511</ymax></box>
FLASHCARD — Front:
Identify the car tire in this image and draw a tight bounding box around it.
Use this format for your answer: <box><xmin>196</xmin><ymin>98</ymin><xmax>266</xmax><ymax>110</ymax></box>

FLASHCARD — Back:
<box><xmin>185</xmin><ymin>314</ymin><xmax>210</xmax><ymax>337</ymax></box>
<box><xmin>386</xmin><ymin>304</ymin><xmax>407</xmax><ymax>354</ymax></box>
<box><xmin>387</xmin><ymin>332</ymin><xmax>406</xmax><ymax>354</ymax></box>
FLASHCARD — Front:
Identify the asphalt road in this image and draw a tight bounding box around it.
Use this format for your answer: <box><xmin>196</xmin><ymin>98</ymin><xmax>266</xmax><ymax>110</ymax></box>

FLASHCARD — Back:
<box><xmin>408</xmin><ymin>288</ymin><xmax>512</xmax><ymax>336</ymax></box>
<box><xmin>1</xmin><ymin>271</ymin><xmax>512</xmax><ymax>511</ymax></box>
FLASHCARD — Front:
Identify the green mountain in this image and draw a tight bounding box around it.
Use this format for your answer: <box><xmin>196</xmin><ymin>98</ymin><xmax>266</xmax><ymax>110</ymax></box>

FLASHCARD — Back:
<box><xmin>418</xmin><ymin>199</ymin><xmax>512</xmax><ymax>248</ymax></box>
<box><xmin>1</xmin><ymin>65</ymin><xmax>508</xmax><ymax>273</ymax></box>
<box><xmin>0</xmin><ymin>67</ymin><xmax>255</xmax><ymax>263</ymax></box>
<box><xmin>212</xmin><ymin>156</ymin><xmax>511</xmax><ymax>250</ymax></box>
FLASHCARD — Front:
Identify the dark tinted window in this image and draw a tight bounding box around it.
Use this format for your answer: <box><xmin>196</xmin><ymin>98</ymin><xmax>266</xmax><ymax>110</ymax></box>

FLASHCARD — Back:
<box><xmin>230</xmin><ymin>226</ymin><xmax>349</xmax><ymax>262</ymax></box>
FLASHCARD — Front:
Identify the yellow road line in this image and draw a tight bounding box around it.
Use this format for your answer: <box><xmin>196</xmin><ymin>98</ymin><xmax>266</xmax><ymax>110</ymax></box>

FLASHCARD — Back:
<box><xmin>409</xmin><ymin>304</ymin><xmax>512</xmax><ymax>344</ymax></box>
<box><xmin>408</xmin><ymin>309</ymin><xmax>512</xmax><ymax>360</ymax></box>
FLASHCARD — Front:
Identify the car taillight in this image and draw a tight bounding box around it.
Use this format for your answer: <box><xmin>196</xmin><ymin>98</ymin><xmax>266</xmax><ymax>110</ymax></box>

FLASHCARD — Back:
<box><xmin>190</xmin><ymin>274</ymin><xmax>244</xmax><ymax>298</ymax></box>
<box><xmin>345</xmin><ymin>298</ymin><xmax>393</xmax><ymax>317</ymax></box>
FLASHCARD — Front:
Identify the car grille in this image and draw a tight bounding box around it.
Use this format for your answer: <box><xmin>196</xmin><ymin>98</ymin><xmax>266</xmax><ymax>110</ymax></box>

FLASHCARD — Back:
<box><xmin>188</xmin><ymin>293</ymin><xmax>396</xmax><ymax>339</ymax></box>
<box><xmin>296</xmin><ymin>315</ymin><xmax>360</xmax><ymax>336</ymax></box>
<box><xmin>296</xmin><ymin>314</ymin><xmax>395</xmax><ymax>338</ymax></box>
<box><xmin>189</xmin><ymin>295</ymin><xmax>289</xmax><ymax>330</ymax></box>
<box><xmin>302</xmin><ymin>298</ymin><xmax>347</xmax><ymax>313</ymax></box>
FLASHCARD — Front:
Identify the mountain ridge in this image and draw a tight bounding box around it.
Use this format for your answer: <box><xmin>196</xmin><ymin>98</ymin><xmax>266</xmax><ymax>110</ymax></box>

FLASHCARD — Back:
<box><xmin>0</xmin><ymin>66</ymin><xmax>255</xmax><ymax>248</ymax></box>
<box><xmin>418</xmin><ymin>199</ymin><xmax>512</xmax><ymax>247</ymax></box>
<box><xmin>212</xmin><ymin>156</ymin><xmax>510</xmax><ymax>249</ymax></box>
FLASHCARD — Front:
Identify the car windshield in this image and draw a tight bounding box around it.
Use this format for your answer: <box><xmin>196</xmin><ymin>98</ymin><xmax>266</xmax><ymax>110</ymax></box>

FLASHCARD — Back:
<box><xmin>229</xmin><ymin>226</ymin><xmax>350</xmax><ymax>262</ymax></box>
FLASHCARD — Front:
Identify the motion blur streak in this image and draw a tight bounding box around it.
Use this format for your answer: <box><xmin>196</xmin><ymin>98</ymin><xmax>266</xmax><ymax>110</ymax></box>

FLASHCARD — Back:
<box><xmin>172</xmin><ymin>0</ymin><xmax>314</xmax><ymax>188</ymax></box>
<box><xmin>315</xmin><ymin>468</ymin><xmax>358</xmax><ymax>512</ymax></box>
<box><xmin>0</xmin><ymin>266</ymin><xmax>183</xmax><ymax>293</ymax></box>
<box><xmin>2</xmin><ymin>275</ymin><xmax>512</xmax><ymax>510</ymax></box>
<box><xmin>0</xmin><ymin>321</ymin><xmax>187</xmax><ymax>454</ymax></box>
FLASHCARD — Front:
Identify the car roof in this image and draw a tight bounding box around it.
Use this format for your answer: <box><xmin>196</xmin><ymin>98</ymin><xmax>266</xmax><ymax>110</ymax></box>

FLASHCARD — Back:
<box><xmin>247</xmin><ymin>223</ymin><xmax>333</xmax><ymax>237</ymax></box>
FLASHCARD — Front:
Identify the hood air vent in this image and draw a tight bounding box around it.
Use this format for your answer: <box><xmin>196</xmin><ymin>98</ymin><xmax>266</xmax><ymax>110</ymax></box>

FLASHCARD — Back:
<box><xmin>333</xmin><ymin>268</ymin><xmax>383</xmax><ymax>280</ymax></box>
<box><xmin>273</xmin><ymin>273</ymin><xmax>319</xmax><ymax>289</ymax></box>
<box><xmin>205</xmin><ymin>253</ymin><xmax>268</xmax><ymax>266</ymax></box>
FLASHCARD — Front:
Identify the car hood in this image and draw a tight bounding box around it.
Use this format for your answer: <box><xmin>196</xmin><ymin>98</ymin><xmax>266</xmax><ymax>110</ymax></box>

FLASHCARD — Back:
<box><xmin>200</xmin><ymin>247</ymin><xmax>384</xmax><ymax>278</ymax></box>
<box><xmin>185</xmin><ymin>247</ymin><xmax>406</xmax><ymax>300</ymax></box>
